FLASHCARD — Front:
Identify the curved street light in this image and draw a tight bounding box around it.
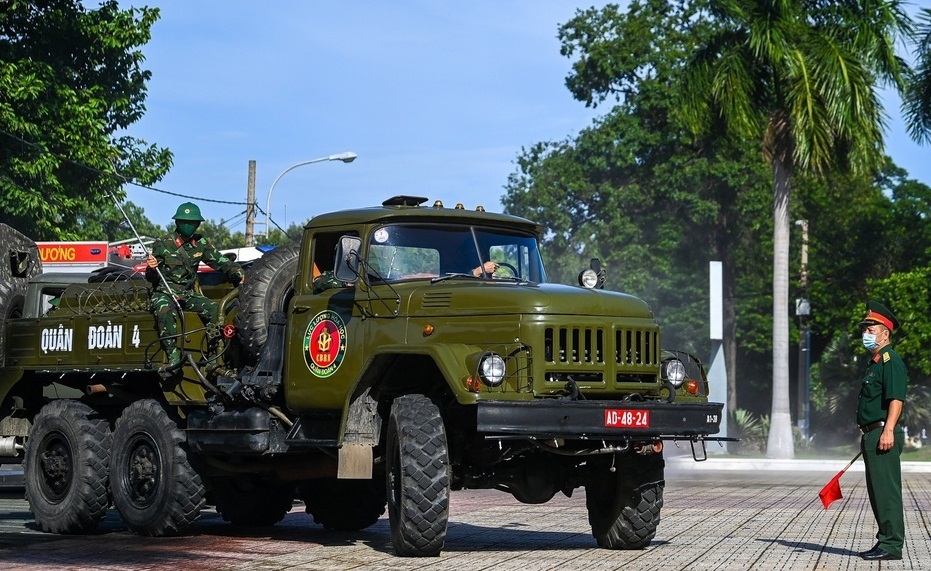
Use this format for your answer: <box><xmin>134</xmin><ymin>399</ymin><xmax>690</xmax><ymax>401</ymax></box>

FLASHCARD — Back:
<box><xmin>264</xmin><ymin>151</ymin><xmax>357</xmax><ymax>237</ymax></box>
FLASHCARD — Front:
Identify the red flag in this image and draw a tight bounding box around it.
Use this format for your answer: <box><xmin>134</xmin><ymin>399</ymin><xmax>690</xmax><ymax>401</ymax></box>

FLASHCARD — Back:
<box><xmin>818</xmin><ymin>451</ymin><xmax>862</xmax><ymax>510</ymax></box>
<box><xmin>819</xmin><ymin>474</ymin><xmax>843</xmax><ymax>508</ymax></box>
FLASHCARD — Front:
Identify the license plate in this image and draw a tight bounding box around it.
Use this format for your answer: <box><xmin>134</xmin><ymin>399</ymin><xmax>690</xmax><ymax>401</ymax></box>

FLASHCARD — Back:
<box><xmin>604</xmin><ymin>409</ymin><xmax>650</xmax><ymax>428</ymax></box>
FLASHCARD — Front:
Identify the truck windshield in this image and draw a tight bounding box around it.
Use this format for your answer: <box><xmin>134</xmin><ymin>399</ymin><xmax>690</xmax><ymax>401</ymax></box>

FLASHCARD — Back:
<box><xmin>366</xmin><ymin>224</ymin><xmax>546</xmax><ymax>283</ymax></box>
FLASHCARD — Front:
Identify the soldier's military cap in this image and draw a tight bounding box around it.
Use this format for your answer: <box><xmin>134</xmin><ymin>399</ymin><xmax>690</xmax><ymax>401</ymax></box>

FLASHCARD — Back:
<box><xmin>859</xmin><ymin>300</ymin><xmax>900</xmax><ymax>331</ymax></box>
<box><xmin>173</xmin><ymin>202</ymin><xmax>205</xmax><ymax>222</ymax></box>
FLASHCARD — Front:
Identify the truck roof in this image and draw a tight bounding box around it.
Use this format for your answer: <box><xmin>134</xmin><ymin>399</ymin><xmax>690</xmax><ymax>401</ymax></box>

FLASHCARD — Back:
<box><xmin>304</xmin><ymin>197</ymin><xmax>543</xmax><ymax>235</ymax></box>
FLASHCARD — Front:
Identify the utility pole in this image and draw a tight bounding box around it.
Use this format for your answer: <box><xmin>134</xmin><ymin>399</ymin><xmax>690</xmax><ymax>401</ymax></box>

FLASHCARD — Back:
<box><xmin>245</xmin><ymin>160</ymin><xmax>256</xmax><ymax>247</ymax></box>
<box><xmin>795</xmin><ymin>220</ymin><xmax>811</xmax><ymax>441</ymax></box>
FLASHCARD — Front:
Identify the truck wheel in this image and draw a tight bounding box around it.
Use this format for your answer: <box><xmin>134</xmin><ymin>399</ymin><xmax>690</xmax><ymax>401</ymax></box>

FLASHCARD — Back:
<box><xmin>586</xmin><ymin>453</ymin><xmax>664</xmax><ymax>549</ymax></box>
<box><xmin>110</xmin><ymin>399</ymin><xmax>205</xmax><ymax>536</ymax></box>
<box><xmin>301</xmin><ymin>477</ymin><xmax>386</xmax><ymax>531</ymax></box>
<box><xmin>208</xmin><ymin>476</ymin><xmax>295</xmax><ymax>526</ymax></box>
<box><xmin>24</xmin><ymin>400</ymin><xmax>111</xmax><ymax>534</ymax></box>
<box><xmin>234</xmin><ymin>243</ymin><xmax>299</xmax><ymax>359</ymax></box>
<box><xmin>0</xmin><ymin>280</ymin><xmax>25</xmax><ymax>367</ymax></box>
<box><xmin>386</xmin><ymin>394</ymin><xmax>449</xmax><ymax>557</ymax></box>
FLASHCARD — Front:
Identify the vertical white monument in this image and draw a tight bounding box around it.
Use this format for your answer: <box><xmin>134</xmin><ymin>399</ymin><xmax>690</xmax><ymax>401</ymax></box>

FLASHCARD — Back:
<box><xmin>708</xmin><ymin>261</ymin><xmax>728</xmax><ymax>451</ymax></box>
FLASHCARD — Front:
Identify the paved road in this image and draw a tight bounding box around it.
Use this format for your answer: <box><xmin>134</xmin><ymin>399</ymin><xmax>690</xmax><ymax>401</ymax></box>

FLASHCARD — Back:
<box><xmin>1</xmin><ymin>460</ymin><xmax>929</xmax><ymax>570</ymax></box>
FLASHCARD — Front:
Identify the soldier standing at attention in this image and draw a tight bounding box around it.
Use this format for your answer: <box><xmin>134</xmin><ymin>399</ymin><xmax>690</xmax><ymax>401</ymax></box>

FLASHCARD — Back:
<box><xmin>856</xmin><ymin>300</ymin><xmax>907</xmax><ymax>561</ymax></box>
<box><xmin>146</xmin><ymin>202</ymin><xmax>244</xmax><ymax>373</ymax></box>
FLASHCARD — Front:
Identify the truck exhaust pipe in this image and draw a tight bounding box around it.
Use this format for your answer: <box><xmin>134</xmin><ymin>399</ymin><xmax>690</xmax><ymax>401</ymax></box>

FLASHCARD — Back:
<box><xmin>0</xmin><ymin>436</ymin><xmax>23</xmax><ymax>457</ymax></box>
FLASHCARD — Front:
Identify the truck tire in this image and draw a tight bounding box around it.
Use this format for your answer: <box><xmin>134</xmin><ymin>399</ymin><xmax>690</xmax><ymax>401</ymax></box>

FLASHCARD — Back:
<box><xmin>586</xmin><ymin>453</ymin><xmax>664</xmax><ymax>549</ymax></box>
<box><xmin>234</xmin><ymin>243</ymin><xmax>299</xmax><ymax>359</ymax></box>
<box><xmin>0</xmin><ymin>280</ymin><xmax>25</xmax><ymax>367</ymax></box>
<box><xmin>24</xmin><ymin>400</ymin><xmax>111</xmax><ymax>534</ymax></box>
<box><xmin>207</xmin><ymin>476</ymin><xmax>295</xmax><ymax>527</ymax></box>
<box><xmin>386</xmin><ymin>394</ymin><xmax>449</xmax><ymax>557</ymax></box>
<box><xmin>110</xmin><ymin>399</ymin><xmax>205</xmax><ymax>536</ymax></box>
<box><xmin>301</xmin><ymin>477</ymin><xmax>386</xmax><ymax>531</ymax></box>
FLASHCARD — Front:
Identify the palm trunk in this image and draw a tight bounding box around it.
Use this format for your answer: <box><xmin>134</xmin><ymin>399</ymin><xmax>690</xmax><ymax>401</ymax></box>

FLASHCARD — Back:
<box><xmin>724</xmin><ymin>260</ymin><xmax>738</xmax><ymax>417</ymax></box>
<box><xmin>766</xmin><ymin>157</ymin><xmax>795</xmax><ymax>458</ymax></box>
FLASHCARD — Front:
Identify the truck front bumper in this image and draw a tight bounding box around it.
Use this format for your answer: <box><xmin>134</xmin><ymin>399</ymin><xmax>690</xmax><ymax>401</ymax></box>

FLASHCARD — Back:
<box><xmin>476</xmin><ymin>399</ymin><xmax>724</xmax><ymax>441</ymax></box>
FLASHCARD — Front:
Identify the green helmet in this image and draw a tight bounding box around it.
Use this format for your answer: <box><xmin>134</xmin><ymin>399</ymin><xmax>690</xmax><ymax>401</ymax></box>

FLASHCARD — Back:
<box><xmin>173</xmin><ymin>202</ymin><xmax>205</xmax><ymax>222</ymax></box>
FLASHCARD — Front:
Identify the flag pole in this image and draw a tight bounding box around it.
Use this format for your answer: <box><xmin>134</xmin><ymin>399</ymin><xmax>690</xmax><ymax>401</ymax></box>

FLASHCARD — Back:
<box><xmin>819</xmin><ymin>451</ymin><xmax>863</xmax><ymax>509</ymax></box>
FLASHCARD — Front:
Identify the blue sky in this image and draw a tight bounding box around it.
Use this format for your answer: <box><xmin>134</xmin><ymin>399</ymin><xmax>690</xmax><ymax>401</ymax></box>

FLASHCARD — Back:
<box><xmin>125</xmin><ymin>1</ymin><xmax>931</xmax><ymax>235</ymax></box>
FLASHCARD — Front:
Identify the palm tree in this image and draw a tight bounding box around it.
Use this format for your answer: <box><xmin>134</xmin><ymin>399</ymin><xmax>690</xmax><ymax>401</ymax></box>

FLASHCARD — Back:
<box><xmin>679</xmin><ymin>0</ymin><xmax>909</xmax><ymax>458</ymax></box>
<box><xmin>904</xmin><ymin>7</ymin><xmax>931</xmax><ymax>143</ymax></box>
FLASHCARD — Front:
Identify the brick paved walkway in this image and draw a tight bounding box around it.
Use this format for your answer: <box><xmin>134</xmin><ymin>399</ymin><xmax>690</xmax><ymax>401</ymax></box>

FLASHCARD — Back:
<box><xmin>0</xmin><ymin>463</ymin><xmax>928</xmax><ymax>570</ymax></box>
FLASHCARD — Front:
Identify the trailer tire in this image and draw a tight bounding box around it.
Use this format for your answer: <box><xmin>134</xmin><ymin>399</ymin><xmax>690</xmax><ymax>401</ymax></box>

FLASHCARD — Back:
<box><xmin>386</xmin><ymin>394</ymin><xmax>449</xmax><ymax>557</ymax></box>
<box><xmin>586</xmin><ymin>453</ymin><xmax>664</xmax><ymax>549</ymax></box>
<box><xmin>24</xmin><ymin>400</ymin><xmax>111</xmax><ymax>534</ymax></box>
<box><xmin>0</xmin><ymin>280</ymin><xmax>25</xmax><ymax>366</ymax></box>
<box><xmin>301</xmin><ymin>477</ymin><xmax>386</xmax><ymax>531</ymax></box>
<box><xmin>208</xmin><ymin>476</ymin><xmax>295</xmax><ymax>527</ymax></box>
<box><xmin>234</xmin><ymin>243</ymin><xmax>300</xmax><ymax>359</ymax></box>
<box><xmin>110</xmin><ymin>399</ymin><xmax>205</xmax><ymax>536</ymax></box>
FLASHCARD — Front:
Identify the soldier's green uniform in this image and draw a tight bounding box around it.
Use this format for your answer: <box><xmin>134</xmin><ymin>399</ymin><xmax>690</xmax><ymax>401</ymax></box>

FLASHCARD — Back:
<box><xmin>856</xmin><ymin>301</ymin><xmax>907</xmax><ymax>561</ymax></box>
<box><xmin>147</xmin><ymin>203</ymin><xmax>243</xmax><ymax>370</ymax></box>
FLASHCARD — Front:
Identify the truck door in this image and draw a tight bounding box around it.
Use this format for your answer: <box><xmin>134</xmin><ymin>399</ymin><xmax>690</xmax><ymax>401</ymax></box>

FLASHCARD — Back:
<box><xmin>284</xmin><ymin>230</ymin><xmax>364</xmax><ymax>412</ymax></box>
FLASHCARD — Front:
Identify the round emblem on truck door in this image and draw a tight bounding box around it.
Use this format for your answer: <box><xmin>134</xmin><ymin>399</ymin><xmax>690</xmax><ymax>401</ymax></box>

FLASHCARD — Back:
<box><xmin>303</xmin><ymin>310</ymin><xmax>348</xmax><ymax>377</ymax></box>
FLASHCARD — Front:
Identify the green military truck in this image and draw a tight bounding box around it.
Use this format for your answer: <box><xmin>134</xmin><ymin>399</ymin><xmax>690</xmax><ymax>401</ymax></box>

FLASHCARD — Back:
<box><xmin>0</xmin><ymin>196</ymin><xmax>723</xmax><ymax>556</ymax></box>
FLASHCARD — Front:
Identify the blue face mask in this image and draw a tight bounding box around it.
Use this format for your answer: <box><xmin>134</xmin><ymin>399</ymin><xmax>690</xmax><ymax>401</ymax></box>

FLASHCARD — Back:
<box><xmin>862</xmin><ymin>332</ymin><xmax>879</xmax><ymax>351</ymax></box>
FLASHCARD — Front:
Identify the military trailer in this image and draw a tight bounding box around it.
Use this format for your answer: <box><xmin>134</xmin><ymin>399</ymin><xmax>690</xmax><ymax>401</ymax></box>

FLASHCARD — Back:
<box><xmin>0</xmin><ymin>197</ymin><xmax>724</xmax><ymax>556</ymax></box>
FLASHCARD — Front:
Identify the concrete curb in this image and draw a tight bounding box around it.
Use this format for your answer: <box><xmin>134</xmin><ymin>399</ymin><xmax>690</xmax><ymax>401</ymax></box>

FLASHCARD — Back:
<box><xmin>668</xmin><ymin>455</ymin><xmax>931</xmax><ymax>473</ymax></box>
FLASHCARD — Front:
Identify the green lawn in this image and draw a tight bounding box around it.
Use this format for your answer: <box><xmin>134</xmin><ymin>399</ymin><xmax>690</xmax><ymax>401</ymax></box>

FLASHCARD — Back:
<box><xmin>903</xmin><ymin>445</ymin><xmax>931</xmax><ymax>462</ymax></box>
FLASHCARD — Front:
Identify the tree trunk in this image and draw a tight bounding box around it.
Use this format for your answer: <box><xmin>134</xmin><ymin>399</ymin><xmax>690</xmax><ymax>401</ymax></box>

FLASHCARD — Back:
<box><xmin>724</xmin><ymin>258</ymin><xmax>738</xmax><ymax>417</ymax></box>
<box><xmin>766</xmin><ymin>158</ymin><xmax>795</xmax><ymax>459</ymax></box>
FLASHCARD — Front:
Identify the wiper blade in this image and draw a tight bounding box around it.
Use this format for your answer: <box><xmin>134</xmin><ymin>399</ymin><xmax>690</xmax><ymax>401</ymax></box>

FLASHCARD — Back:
<box><xmin>430</xmin><ymin>273</ymin><xmax>480</xmax><ymax>284</ymax></box>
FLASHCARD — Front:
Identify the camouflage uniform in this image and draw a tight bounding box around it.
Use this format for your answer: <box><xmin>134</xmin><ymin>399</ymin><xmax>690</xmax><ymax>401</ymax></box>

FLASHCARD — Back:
<box><xmin>147</xmin><ymin>233</ymin><xmax>243</xmax><ymax>356</ymax></box>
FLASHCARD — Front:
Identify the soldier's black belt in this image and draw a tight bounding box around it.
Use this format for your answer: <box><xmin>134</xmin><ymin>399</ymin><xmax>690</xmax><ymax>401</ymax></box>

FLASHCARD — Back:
<box><xmin>859</xmin><ymin>420</ymin><xmax>885</xmax><ymax>434</ymax></box>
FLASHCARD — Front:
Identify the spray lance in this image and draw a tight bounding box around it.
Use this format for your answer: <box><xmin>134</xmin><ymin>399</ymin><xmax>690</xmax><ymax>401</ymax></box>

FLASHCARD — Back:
<box><xmin>107</xmin><ymin>191</ymin><xmax>189</xmax><ymax>364</ymax></box>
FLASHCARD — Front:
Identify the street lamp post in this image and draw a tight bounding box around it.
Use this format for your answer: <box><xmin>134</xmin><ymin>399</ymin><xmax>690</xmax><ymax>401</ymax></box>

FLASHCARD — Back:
<box><xmin>263</xmin><ymin>151</ymin><xmax>357</xmax><ymax>238</ymax></box>
<box><xmin>795</xmin><ymin>219</ymin><xmax>810</xmax><ymax>441</ymax></box>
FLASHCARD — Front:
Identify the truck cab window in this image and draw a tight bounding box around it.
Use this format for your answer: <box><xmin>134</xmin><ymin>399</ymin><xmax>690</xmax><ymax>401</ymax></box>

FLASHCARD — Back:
<box><xmin>367</xmin><ymin>224</ymin><xmax>546</xmax><ymax>283</ymax></box>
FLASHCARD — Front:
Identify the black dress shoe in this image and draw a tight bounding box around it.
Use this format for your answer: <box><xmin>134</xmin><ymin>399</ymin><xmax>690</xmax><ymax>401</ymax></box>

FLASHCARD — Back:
<box><xmin>861</xmin><ymin>549</ymin><xmax>902</xmax><ymax>561</ymax></box>
<box><xmin>858</xmin><ymin>543</ymin><xmax>880</xmax><ymax>557</ymax></box>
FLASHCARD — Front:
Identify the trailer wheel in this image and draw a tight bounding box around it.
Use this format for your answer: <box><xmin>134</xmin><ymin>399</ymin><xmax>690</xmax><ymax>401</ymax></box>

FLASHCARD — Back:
<box><xmin>234</xmin><ymin>243</ymin><xmax>299</xmax><ymax>359</ymax></box>
<box><xmin>0</xmin><ymin>280</ymin><xmax>25</xmax><ymax>367</ymax></box>
<box><xmin>24</xmin><ymin>400</ymin><xmax>111</xmax><ymax>534</ymax></box>
<box><xmin>110</xmin><ymin>399</ymin><xmax>204</xmax><ymax>536</ymax></box>
<box><xmin>386</xmin><ymin>394</ymin><xmax>449</xmax><ymax>557</ymax></box>
<box><xmin>586</xmin><ymin>453</ymin><xmax>664</xmax><ymax>549</ymax></box>
<box><xmin>301</xmin><ymin>477</ymin><xmax>386</xmax><ymax>531</ymax></box>
<box><xmin>208</xmin><ymin>476</ymin><xmax>295</xmax><ymax>527</ymax></box>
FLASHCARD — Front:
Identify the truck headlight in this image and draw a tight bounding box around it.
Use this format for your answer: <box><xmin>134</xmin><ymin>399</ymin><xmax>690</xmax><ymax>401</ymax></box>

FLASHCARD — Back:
<box><xmin>662</xmin><ymin>358</ymin><xmax>686</xmax><ymax>387</ymax></box>
<box><xmin>478</xmin><ymin>352</ymin><xmax>506</xmax><ymax>387</ymax></box>
<box><xmin>578</xmin><ymin>269</ymin><xmax>599</xmax><ymax>289</ymax></box>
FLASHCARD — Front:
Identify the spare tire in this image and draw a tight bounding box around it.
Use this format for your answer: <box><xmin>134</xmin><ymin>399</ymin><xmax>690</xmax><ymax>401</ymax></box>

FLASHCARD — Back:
<box><xmin>0</xmin><ymin>281</ymin><xmax>25</xmax><ymax>367</ymax></box>
<box><xmin>234</xmin><ymin>243</ymin><xmax>300</xmax><ymax>359</ymax></box>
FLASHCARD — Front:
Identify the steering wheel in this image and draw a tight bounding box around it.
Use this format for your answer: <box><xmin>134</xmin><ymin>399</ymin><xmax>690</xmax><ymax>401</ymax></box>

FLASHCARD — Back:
<box><xmin>494</xmin><ymin>262</ymin><xmax>519</xmax><ymax>278</ymax></box>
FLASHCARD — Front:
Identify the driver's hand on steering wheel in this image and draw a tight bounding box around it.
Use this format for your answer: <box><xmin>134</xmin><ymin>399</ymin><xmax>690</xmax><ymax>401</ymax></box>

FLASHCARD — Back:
<box><xmin>472</xmin><ymin>261</ymin><xmax>498</xmax><ymax>277</ymax></box>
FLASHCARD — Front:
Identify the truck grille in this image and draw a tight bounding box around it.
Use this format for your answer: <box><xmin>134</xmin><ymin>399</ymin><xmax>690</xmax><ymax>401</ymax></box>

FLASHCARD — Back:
<box><xmin>541</xmin><ymin>326</ymin><xmax>659</xmax><ymax>386</ymax></box>
<box><xmin>543</xmin><ymin>326</ymin><xmax>658</xmax><ymax>366</ymax></box>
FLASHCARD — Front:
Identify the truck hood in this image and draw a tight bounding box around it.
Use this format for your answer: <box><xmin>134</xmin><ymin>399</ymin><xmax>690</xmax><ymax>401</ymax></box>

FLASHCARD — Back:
<box><xmin>404</xmin><ymin>282</ymin><xmax>653</xmax><ymax>318</ymax></box>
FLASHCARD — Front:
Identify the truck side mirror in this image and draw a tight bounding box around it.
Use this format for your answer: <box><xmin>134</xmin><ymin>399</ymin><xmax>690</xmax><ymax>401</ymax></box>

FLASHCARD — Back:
<box><xmin>334</xmin><ymin>235</ymin><xmax>363</xmax><ymax>283</ymax></box>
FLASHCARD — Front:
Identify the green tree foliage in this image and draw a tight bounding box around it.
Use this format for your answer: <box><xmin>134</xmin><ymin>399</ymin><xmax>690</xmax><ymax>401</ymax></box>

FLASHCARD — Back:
<box><xmin>869</xmin><ymin>268</ymin><xmax>931</xmax><ymax>377</ymax></box>
<box><xmin>0</xmin><ymin>0</ymin><xmax>170</xmax><ymax>240</ymax></box>
<box><xmin>678</xmin><ymin>0</ymin><xmax>910</xmax><ymax>458</ymax></box>
<box><xmin>904</xmin><ymin>7</ymin><xmax>931</xmax><ymax>144</ymax></box>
